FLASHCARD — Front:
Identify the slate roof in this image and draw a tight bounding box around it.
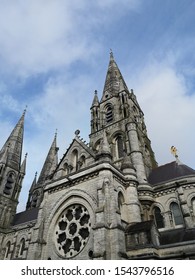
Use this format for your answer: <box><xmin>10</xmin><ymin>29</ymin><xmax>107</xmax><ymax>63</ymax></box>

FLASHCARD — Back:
<box><xmin>148</xmin><ymin>161</ymin><xmax>195</xmax><ymax>185</ymax></box>
<box><xmin>160</xmin><ymin>228</ymin><xmax>195</xmax><ymax>245</ymax></box>
<box><xmin>125</xmin><ymin>220</ymin><xmax>154</xmax><ymax>233</ymax></box>
<box><xmin>12</xmin><ymin>207</ymin><xmax>39</xmax><ymax>226</ymax></box>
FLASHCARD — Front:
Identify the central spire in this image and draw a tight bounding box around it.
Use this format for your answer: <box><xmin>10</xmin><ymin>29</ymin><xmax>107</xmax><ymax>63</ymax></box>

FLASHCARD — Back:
<box><xmin>101</xmin><ymin>50</ymin><xmax>128</xmax><ymax>102</ymax></box>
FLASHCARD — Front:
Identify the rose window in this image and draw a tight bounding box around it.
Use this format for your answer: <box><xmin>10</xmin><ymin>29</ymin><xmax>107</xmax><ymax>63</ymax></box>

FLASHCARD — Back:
<box><xmin>55</xmin><ymin>204</ymin><xmax>91</xmax><ymax>258</ymax></box>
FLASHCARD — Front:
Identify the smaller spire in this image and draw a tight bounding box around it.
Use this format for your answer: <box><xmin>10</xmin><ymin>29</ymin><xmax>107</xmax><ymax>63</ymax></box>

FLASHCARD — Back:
<box><xmin>23</xmin><ymin>105</ymin><xmax>27</xmax><ymax>116</ymax></box>
<box><xmin>121</xmin><ymin>152</ymin><xmax>135</xmax><ymax>171</ymax></box>
<box><xmin>26</xmin><ymin>172</ymin><xmax>38</xmax><ymax>210</ymax></box>
<box><xmin>99</xmin><ymin>130</ymin><xmax>110</xmax><ymax>154</ymax></box>
<box><xmin>37</xmin><ymin>133</ymin><xmax>59</xmax><ymax>184</ymax></box>
<box><xmin>96</xmin><ymin>130</ymin><xmax>112</xmax><ymax>161</ymax></box>
<box><xmin>20</xmin><ymin>153</ymin><xmax>28</xmax><ymax>175</ymax></box>
<box><xmin>29</xmin><ymin>172</ymin><xmax>37</xmax><ymax>193</ymax></box>
<box><xmin>91</xmin><ymin>90</ymin><xmax>100</xmax><ymax>107</ymax></box>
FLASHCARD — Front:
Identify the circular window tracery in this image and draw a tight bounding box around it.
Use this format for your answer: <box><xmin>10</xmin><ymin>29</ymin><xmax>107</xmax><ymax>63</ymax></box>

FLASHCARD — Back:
<box><xmin>55</xmin><ymin>204</ymin><xmax>91</xmax><ymax>258</ymax></box>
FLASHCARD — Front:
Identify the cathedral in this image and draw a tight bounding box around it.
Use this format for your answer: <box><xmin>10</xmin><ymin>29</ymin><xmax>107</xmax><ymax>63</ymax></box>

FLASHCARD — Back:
<box><xmin>0</xmin><ymin>52</ymin><xmax>195</xmax><ymax>260</ymax></box>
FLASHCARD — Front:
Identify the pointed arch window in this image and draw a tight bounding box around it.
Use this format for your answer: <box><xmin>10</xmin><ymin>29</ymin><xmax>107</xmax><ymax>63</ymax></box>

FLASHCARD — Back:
<box><xmin>170</xmin><ymin>202</ymin><xmax>184</xmax><ymax>226</ymax></box>
<box><xmin>118</xmin><ymin>191</ymin><xmax>125</xmax><ymax>221</ymax></box>
<box><xmin>114</xmin><ymin>134</ymin><xmax>124</xmax><ymax>159</ymax></box>
<box><xmin>105</xmin><ymin>104</ymin><xmax>113</xmax><ymax>124</ymax></box>
<box><xmin>19</xmin><ymin>238</ymin><xmax>26</xmax><ymax>257</ymax></box>
<box><xmin>191</xmin><ymin>197</ymin><xmax>195</xmax><ymax>217</ymax></box>
<box><xmin>63</xmin><ymin>163</ymin><xmax>69</xmax><ymax>175</ymax></box>
<box><xmin>4</xmin><ymin>241</ymin><xmax>11</xmax><ymax>259</ymax></box>
<box><xmin>153</xmin><ymin>207</ymin><xmax>164</xmax><ymax>229</ymax></box>
<box><xmin>4</xmin><ymin>172</ymin><xmax>15</xmax><ymax>195</ymax></box>
<box><xmin>118</xmin><ymin>192</ymin><xmax>124</xmax><ymax>211</ymax></box>
<box><xmin>79</xmin><ymin>155</ymin><xmax>86</xmax><ymax>169</ymax></box>
<box><xmin>72</xmin><ymin>149</ymin><xmax>79</xmax><ymax>171</ymax></box>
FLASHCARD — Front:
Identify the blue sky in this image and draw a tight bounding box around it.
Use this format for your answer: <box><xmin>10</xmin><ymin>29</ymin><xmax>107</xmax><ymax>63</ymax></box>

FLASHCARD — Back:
<box><xmin>0</xmin><ymin>0</ymin><xmax>195</xmax><ymax>212</ymax></box>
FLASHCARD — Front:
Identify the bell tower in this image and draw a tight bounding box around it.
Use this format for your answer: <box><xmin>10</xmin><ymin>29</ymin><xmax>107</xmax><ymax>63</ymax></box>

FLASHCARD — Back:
<box><xmin>89</xmin><ymin>51</ymin><xmax>157</xmax><ymax>182</ymax></box>
<box><xmin>0</xmin><ymin>111</ymin><xmax>26</xmax><ymax>229</ymax></box>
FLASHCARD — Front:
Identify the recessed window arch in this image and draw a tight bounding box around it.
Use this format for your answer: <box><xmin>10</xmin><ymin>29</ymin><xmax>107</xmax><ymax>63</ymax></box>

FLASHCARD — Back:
<box><xmin>4</xmin><ymin>172</ymin><xmax>15</xmax><ymax>195</ymax></box>
<box><xmin>114</xmin><ymin>134</ymin><xmax>124</xmax><ymax>159</ymax></box>
<box><xmin>94</xmin><ymin>139</ymin><xmax>101</xmax><ymax>152</ymax></box>
<box><xmin>63</xmin><ymin>163</ymin><xmax>69</xmax><ymax>175</ymax></box>
<box><xmin>118</xmin><ymin>191</ymin><xmax>125</xmax><ymax>211</ymax></box>
<box><xmin>19</xmin><ymin>238</ymin><xmax>26</xmax><ymax>257</ymax></box>
<box><xmin>153</xmin><ymin>206</ymin><xmax>164</xmax><ymax>229</ymax></box>
<box><xmin>170</xmin><ymin>202</ymin><xmax>184</xmax><ymax>226</ymax></box>
<box><xmin>72</xmin><ymin>149</ymin><xmax>79</xmax><ymax>171</ymax></box>
<box><xmin>118</xmin><ymin>191</ymin><xmax>125</xmax><ymax>221</ymax></box>
<box><xmin>191</xmin><ymin>197</ymin><xmax>195</xmax><ymax>216</ymax></box>
<box><xmin>4</xmin><ymin>241</ymin><xmax>11</xmax><ymax>259</ymax></box>
<box><xmin>105</xmin><ymin>104</ymin><xmax>113</xmax><ymax>124</ymax></box>
<box><xmin>79</xmin><ymin>155</ymin><xmax>86</xmax><ymax>168</ymax></box>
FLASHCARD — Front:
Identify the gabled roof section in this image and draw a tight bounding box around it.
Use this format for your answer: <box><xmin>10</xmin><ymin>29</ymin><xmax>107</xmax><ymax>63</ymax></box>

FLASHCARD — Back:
<box><xmin>126</xmin><ymin>220</ymin><xmax>154</xmax><ymax>233</ymax></box>
<box><xmin>148</xmin><ymin>161</ymin><xmax>195</xmax><ymax>185</ymax></box>
<box><xmin>160</xmin><ymin>227</ymin><xmax>195</xmax><ymax>245</ymax></box>
<box><xmin>101</xmin><ymin>51</ymin><xmax>129</xmax><ymax>102</ymax></box>
<box><xmin>53</xmin><ymin>132</ymin><xmax>95</xmax><ymax>177</ymax></box>
<box><xmin>12</xmin><ymin>207</ymin><xmax>39</xmax><ymax>226</ymax></box>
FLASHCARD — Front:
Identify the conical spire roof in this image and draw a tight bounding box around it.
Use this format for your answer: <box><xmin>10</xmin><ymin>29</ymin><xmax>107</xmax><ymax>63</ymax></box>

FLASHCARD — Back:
<box><xmin>20</xmin><ymin>153</ymin><xmax>28</xmax><ymax>175</ymax></box>
<box><xmin>91</xmin><ymin>90</ymin><xmax>100</xmax><ymax>108</ymax></box>
<box><xmin>0</xmin><ymin>110</ymin><xmax>26</xmax><ymax>171</ymax></box>
<box><xmin>29</xmin><ymin>172</ymin><xmax>37</xmax><ymax>193</ymax></box>
<box><xmin>0</xmin><ymin>143</ymin><xmax>9</xmax><ymax>165</ymax></box>
<box><xmin>101</xmin><ymin>51</ymin><xmax>129</xmax><ymax>102</ymax></box>
<box><xmin>37</xmin><ymin>132</ymin><xmax>59</xmax><ymax>184</ymax></box>
<box><xmin>96</xmin><ymin>130</ymin><xmax>112</xmax><ymax>161</ymax></box>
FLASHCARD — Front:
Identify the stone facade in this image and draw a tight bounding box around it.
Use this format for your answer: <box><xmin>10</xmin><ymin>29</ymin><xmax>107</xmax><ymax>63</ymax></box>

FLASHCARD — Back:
<box><xmin>0</xmin><ymin>52</ymin><xmax>195</xmax><ymax>260</ymax></box>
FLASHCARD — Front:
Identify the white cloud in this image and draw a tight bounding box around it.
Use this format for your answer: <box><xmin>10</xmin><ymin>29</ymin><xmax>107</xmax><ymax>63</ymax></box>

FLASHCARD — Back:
<box><xmin>0</xmin><ymin>0</ymin><xmax>140</xmax><ymax>77</ymax></box>
<box><xmin>0</xmin><ymin>0</ymin><xmax>194</xmax><ymax>213</ymax></box>
<box><xmin>134</xmin><ymin>57</ymin><xmax>195</xmax><ymax>168</ymax></box>
<box><xmin>0</xmin><ymin>1</ymin><xmax>94</xmax><ymax>75</ymax></box>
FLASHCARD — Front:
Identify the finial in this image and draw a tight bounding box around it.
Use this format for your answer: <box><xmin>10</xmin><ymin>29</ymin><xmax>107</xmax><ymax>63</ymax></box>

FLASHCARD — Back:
<box><xmin>171</xmin><ymin>146</ymin><xmax>178</xmax><ymax>158</ymax></box>
<box><xmin>25</xmin><ymin>152</ymin><xmax>28</xmax><ymax>159</ymax></box>
<box><xmin>23</xmin><ymin>105</ymin><xmax>28</xmax><ymax>116</ymax></box>
<box><xmin>75</xmin><ymin>129</ymin><xmax>80</xmax><ymax>137</ymax></box>
<box><xmin>110</xmin><ymin>49</ymin><xmax>114</xmax><ymax>60</ymax></box>
<box><xmin>55</xmin><ymin>129</ymin><xmax>58</xmax><ymax>138</ymax></box>
<box><xmin>35</xmin><ymin>171</ymin><xmax>38</xmax><ymax>178</ymax></box>
<box><xmin>94</xmin><ymin>90</ymin><xmax>98</xmax><ymax>95</ymax></box>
